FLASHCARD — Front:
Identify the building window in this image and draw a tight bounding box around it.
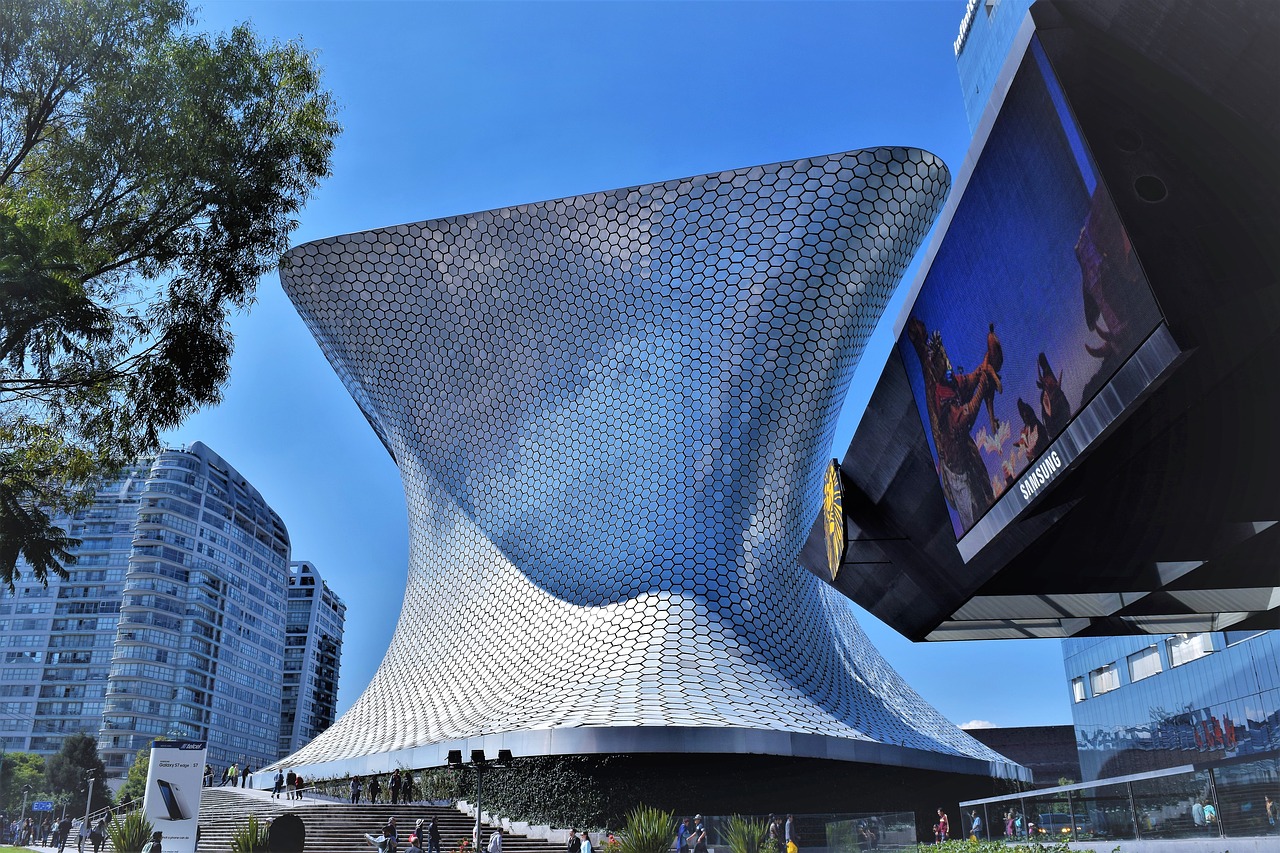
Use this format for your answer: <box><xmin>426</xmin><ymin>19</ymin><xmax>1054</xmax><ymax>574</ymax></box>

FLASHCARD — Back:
<box><xmin>1089</xmin><ymin>663</ymin><xmax>1119</xmax><ymax>696</ymax></box>
<box><xmin>1071</xmin><ymin>676</ymin><xmax>1086</xmax><ymax>703</ymax></box>
<box><xmin>1167</xmin><ymin>632</ymin><xmax>1213</xmax><ymax>667</ymax></box>
<box><xmin>1127</xmin><ymin>646</ymin><xmax>1162</xmax><ymax>683</ymax></box>
<box><xmin>1224</xmin><ymin>629</ymin><xmax>1265</xmax><ymax>647</ymax></box>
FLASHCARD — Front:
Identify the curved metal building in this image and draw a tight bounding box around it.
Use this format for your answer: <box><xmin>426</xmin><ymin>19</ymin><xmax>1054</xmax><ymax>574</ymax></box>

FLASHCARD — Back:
<box><xmin>276</xmin><ymin>148</ymin><xmax>1025</xmax><ymax>784</ymax></box>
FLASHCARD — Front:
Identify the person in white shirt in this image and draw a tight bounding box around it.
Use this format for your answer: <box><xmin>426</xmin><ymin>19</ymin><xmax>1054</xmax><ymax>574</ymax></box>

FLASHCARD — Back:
<box><xmin>488</xmin><ymin>829</ymin><xmax>502</xmax><ymax>853</ymax></box>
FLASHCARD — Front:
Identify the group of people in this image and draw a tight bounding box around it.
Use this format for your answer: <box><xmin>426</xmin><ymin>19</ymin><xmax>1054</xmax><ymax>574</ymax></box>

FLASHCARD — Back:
<box><xmin>932</xmin><ymin>809</ymin><xmax>949</xmax><ymax>844</ymax></box>
<box><xmin>271</xmin><ymin>768</ymin><xmax>309</xmax><ymax>799</ymax></box>
<box><xmin>367</xmin><ymin>814</ymin><xmax>444</xmax><ymax>853</ymax></box>
<box><xmin>564</xmin><ymin>826</ymin><xmax>597</xmax><ymax>853</ymax></box>
<box><xmin>351</xmin><ymin>769</ymin><xmax>419</xmax><ymax>805</ymax></box>
<box><xmin>1191</xmin><ymin>798</ymin><xmax>1219</xmax><ymax>831</ymax></box>
<box><xmin>209</xmin><ymin>761</ymin><xmax>254</xmax><ymax>787</ymax></box>
<box><xmin>675</xmin><ymin>814</ymin><xmax>798</xmax><ymax>853</ymax></box>
<box><xmin>2</xmin><ymin>813</ymin><xmax>110</xmax><ymax>852</ymax></box>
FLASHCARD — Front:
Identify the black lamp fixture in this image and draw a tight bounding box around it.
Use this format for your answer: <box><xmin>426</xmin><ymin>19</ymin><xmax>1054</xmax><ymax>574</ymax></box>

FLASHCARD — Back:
<box><xmin>470</xmin><ymin>749</ymin><xmax>486</xmax><ymax>765</ymax></box>
<box><xmin>496</xmin><ymin>749</ymin><xmax>513</xmax><ymax>766</ymax></box>
<box><xmin>447</xmin><ymin>750</ymin><xmax>463</xmax><ymax>768</ymax></box>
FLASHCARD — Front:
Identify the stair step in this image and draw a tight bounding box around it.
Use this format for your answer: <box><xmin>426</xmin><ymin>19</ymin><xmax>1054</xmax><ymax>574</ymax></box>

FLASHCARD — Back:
<box><xmin>187</xmin><ymin>788</ymin><xmax>573</xmax><ymax>853</ymax></box>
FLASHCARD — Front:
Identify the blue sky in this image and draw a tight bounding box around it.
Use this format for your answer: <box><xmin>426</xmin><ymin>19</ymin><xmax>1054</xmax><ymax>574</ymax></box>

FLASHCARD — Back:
<box><xmin>171</xmin><ymin>0</ymin><xmax>1072</xmax><ymax>730</ymax></box>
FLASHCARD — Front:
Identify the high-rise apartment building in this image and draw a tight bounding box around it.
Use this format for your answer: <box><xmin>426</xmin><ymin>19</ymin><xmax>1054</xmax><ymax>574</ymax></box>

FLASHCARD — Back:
<box><xmin>0</xmin><ymin>443</ymin><xmax>292</xmax><ymax>777</ymax></box>
<box><xmin>279</xmin><ymin>561</ymin><xmax>345</xmax><ymax>758</ymax></box>
<box><xmin>0</xmin><ymin>460</ymin><xmax>150</xmax><ymax>757</ymax></box>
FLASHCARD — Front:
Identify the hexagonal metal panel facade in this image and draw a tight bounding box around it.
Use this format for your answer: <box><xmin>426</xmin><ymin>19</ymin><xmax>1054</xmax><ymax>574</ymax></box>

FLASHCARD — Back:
<box><xmin>276</xmin><ymin>149</ymin><xmax>1024</xmax><ymax>781</ymax></box>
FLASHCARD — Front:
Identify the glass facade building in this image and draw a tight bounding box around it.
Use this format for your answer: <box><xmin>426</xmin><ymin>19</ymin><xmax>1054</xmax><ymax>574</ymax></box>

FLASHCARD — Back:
<box><xmin>956</xmin><ymin>631</ymin><xmax>1279</xmax><ymax>842</ymax></box>
<box><xmin>279</xmin><ymin>561</ymin><xmax>346</xmax><ymax>758</ymax></box>
<box><xmin>0</xmin><ymin>461</ymin><xmax>149</xmax><ymax>757</ymax></box>
<box><xmin>1064</xmin><ymin>631</ymin><xmax>1280</xmax><ymax>782</ymax></box>
<box><xmin>954</xmin><ymin>0</ymin><xmax>1035</xmax><ymax>132</ymax></box>
<box><xmin>0</xmin><ymin>443</ymin><xmax>292</xmax><ymax>776</ymax></box>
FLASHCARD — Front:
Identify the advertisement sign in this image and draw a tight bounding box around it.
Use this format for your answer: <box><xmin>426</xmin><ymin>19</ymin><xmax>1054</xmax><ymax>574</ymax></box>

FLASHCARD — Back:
<box><xmin>822</xmin><ymin>460</ymin><xmax>846</xmax><ymax>581</ymax></box>
<box><xmin>142</xmin><ymin>740</ymin><xmax>206</xmax><ymax>853</ymax></box>
<box><xmin>898</xmin><ymin>36</ymin><xmax>1163</xmax><ymax>540</ymax></box>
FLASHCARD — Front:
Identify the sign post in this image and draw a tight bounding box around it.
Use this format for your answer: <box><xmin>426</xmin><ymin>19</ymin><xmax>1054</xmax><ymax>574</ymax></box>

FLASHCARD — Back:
<box><xmin>142</xmin><ymin>740</ymin><xmax>207</xmax><ymax>853</ymax></box>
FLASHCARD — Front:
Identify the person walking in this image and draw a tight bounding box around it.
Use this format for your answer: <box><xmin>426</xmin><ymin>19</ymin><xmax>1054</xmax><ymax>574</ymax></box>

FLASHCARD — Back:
<box><xmin>427</xmin><ymin>816</ymin><xmax>441</xmax><ymax>853</ymax></box>
<box><xmin>785</xmin><ymin>815</ymin><xmax>797</xmax><ymax>853</ymax></box>
<box><xmin>350</xmin><ymin>776</ymin><xmax>363</xmax><ymax>805</ymax></box>
<box><xmin>203</xmin><ymin>764</ymin><xmax>214</xmax><ymax>787</ymax></box>
<box><xmin>241</xmin><ymin>764</ymin><xmax>252</xmax><ymax>788</ymax></box>
<box><xmin>488</xmin><ymin>828</ymin><xmax>503</xmax><ymax>853</ymax></box>
<box><xmin>676</xmin><ymin>818</ymin><xmax>691</xmax><ymax>853</ymax></box>
<box><xmin>224</xmin><ymin>763</ymin><xmax>238</xmax><ymax>786</ymax></box>
<box><xmin>285</xmin><ymin>769</ymin><xmax>296</xmax><ymax>800</ymax></box>
<box><xmin>567</xmin><ymin>827</ymin><xmax>581</xmax><ymax>853</ymax></box>
<box><xmin>578</xmin><ymin>830</ymin><xmax>591</xmax><ymax>853</ymax></box>
<box><xmin>294</xmin><ymin>772</ymin><xmax>305</xmax><ymax>800</ymax></box>
<box><xmin>369</xmin><ymin>775</ymin><xmax>382</xmax><ymax>804</ymax></box>
<box><xmin>141</xmin><ymin>830</ymin><xmax>163</xmax><ymax>853</ymax></box>
<box><xmin>273</xmin><ymin>770</ymin><xmax>285</xmax><ymax>798</ymax></box>
<box><xmin>390</xmin><ymin>769</ymin><xmax>403</xmax><ymax>805</ymax></box>
<box><xmin>692</xmin><ymin>817</ymin><xmax>708</xmax><ymax>853</ymax></box>
<box><xmin>55</xmin><ymin>815</ymin><xmax>72</xmax><ymax>853</ymax></box>
<box><xmin>90</xmin><ymin>817</ymin><xmax>107</xmax><ymax>853</ymax></box>
<box><xmin>383</xmin><ymin>816</ymin><xmax>400</xmax><ymax>853</ymax></box>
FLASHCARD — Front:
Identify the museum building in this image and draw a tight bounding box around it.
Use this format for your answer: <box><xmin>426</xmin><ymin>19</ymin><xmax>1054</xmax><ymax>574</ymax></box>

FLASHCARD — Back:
<box><xmin>270</xmin><ymin>147</ymin><xmax>1029</xmax><ymax>814</ymax></box>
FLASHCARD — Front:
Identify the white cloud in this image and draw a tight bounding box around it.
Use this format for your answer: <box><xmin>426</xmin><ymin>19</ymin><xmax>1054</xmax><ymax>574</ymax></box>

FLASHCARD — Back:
<box><xmin>960</xmin><ymin>719</ymin><xmax>997</xmax><ymax>730</ymax></box>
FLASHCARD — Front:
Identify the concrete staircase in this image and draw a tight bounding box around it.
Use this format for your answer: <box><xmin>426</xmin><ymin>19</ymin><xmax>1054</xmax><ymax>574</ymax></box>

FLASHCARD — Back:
<box><xmin>195</xmin><ymin>787</ymin><xmax>567</xmax><ymax>853</ymax></box>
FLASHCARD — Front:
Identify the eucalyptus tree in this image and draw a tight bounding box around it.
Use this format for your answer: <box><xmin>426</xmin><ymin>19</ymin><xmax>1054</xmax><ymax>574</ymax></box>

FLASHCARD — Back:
<box><xmin>0</xmin><ymin>0</ymin><xmax>340</xmax><ymax>588</ymax></box>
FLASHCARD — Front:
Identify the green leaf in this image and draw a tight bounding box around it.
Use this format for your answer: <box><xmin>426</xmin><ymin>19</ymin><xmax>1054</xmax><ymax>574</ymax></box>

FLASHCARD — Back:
<box><xmin>0</xmin><ymin>0</ymin><xmax>339</xmax><ymax>588</ymax></box>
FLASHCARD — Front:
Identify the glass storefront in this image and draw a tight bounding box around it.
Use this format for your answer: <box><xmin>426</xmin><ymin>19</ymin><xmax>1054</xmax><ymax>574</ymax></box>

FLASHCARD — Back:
<box><xmin>962</xmin><ymin>753</ymin><xmax>1279</xmax><ymax>842</ymax></box>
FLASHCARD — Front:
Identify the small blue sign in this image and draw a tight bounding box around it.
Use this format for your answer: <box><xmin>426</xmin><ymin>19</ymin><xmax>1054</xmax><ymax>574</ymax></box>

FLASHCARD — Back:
<box><xmin>31</xmin><ymin>801</ymin><xmax>54</xmax><ymax>811</ymax></box>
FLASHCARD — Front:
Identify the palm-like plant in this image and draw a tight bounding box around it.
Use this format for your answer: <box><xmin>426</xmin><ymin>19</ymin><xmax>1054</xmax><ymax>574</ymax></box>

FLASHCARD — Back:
<box><xmin>106</xmin><ymin>809</ymin><xmax>154</xmax><ymax>853</ymax></box>
<box><xmin>230</xmin><ymin>813</ymin><xmax>272</xmax><ymax>852</ymax></box>
<box><xmin>722</xmin><ymin>815</ymin><xmax>769</xmax><ymax>853</ymax></box>
<box><xmin>619</xmin><ymin>804</ymin><xmax>676</xmax><ymax>853</ymax></box>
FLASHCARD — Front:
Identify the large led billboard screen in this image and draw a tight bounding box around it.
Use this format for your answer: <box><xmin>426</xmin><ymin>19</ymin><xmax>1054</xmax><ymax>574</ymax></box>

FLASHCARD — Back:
<box><xmin>899</xmin><ymin>38</ymin><xmax>1163</xmax><ymax>540</ymax></box>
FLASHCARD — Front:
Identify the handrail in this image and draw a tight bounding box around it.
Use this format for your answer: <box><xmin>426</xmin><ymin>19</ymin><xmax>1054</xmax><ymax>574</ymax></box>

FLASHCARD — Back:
<box><xmin>99</xmin><ymin>798</ymin><xmax>142</xmax><ymax>824</ymax></box>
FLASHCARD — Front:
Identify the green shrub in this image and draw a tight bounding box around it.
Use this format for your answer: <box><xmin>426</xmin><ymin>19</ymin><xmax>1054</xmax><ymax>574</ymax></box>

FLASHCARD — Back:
<box><xmin>107</xmin><ymin>810</ymin><xmax>154</xmax><ymax>853</ymax></box>
<box><xmin>418</xmin><ymin>766</ymin><xmax>463</xmax><ymax>802</ymax></box>
<box><xmin>619</xmin><ymin>804</ymin><xmax>675</xmax><ymax>853</ymax></box>
<box><xmin>230</xmin><ymin>813</ymin><xmax>271</xmax><ymax>853</ymax></box>
<box><xmin>722</xmin><ymin>815</ymin><xmax>769</xmax><ymax>853</ymax></box>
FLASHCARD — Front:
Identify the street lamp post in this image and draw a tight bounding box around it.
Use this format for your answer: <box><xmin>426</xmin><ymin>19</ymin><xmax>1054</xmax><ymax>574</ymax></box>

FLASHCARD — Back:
<box><xmin>20</xmin><ymin>784</ymin><xmax>32</xmax><ymax>837</ymax></box>
<box><xmin>448</xmin><ymin>749</ymin><xmax>513</xmax><ymax>853</ymax></box>
<box><xmin>81</xmin><ymin>771</ymin><xmax>97</xmax><ymax>853</ymax></box>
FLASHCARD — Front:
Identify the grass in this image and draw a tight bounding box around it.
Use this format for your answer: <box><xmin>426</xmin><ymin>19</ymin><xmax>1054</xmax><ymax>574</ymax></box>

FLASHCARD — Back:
<box><xmin>0</xmin><ymin>846</ymin><xmax>41</xmax><ymax>852</ymax></box>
